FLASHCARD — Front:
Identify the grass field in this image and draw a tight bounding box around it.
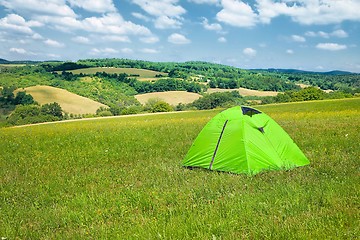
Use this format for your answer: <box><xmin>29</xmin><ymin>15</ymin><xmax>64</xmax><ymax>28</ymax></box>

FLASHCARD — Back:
<box><xmin>135</xmin><ymin>91</ymin><xmax>202</xmax><ymax>105</ymax></box>
<box><xmin>0</xmin><ymin>98</ymin><xmax>359</xmax><ymax>239</ymax></box>
<box><xmin>16</xmin><ymin>85</ymin><xmax>107</xmax><ymax>114</ymax></box>
<box><xmin>65</xmin><ymin>67</ymin><xmax>168</xmax><ymax>79</ymax></box>
<box><xmin>207</xmin><ymin>87</ymin><xmax>279</xmax><ymax>96</ymax></box>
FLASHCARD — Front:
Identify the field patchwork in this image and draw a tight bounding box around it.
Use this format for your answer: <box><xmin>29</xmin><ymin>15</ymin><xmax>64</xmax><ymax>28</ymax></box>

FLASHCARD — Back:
<box><xmin>207</xmin><ymin>87</ymin><xmax>279</xmax><ymax>96</ymax></box>
<box><xmin>0</xmin><ymin>98</ymin><xmax>359</xmax><ymax>239</ymax></box>
<box><xmin>135</xmin><ymin>91</ymin><xmax>202</xmax><ymax>105</ymax></box>
<box><xmin>66</xmin><ymin>67</ymin><xmax>168</xmax><ymax>79</ymax></box>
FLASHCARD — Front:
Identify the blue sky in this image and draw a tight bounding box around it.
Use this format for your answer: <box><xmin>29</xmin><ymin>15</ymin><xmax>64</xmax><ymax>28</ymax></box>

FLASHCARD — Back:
<box><xmin>0</xmin><ymin>0</ymin><xmax>359</xmax><ymax>72</ymax></box>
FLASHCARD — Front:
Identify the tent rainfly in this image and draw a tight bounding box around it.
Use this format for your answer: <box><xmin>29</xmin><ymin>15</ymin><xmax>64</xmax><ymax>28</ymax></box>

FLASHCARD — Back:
<box><xmin>182</xmin><ymin>106</ymin><xmax>309</xmax><ymax>175</ymax></box>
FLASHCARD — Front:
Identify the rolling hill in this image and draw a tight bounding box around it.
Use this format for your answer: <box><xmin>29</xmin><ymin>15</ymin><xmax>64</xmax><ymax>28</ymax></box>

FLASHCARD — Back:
<box><xmin>16</xmin><ymin>85</ymin><xmax>107</xmax><ymax>115</ymax></box>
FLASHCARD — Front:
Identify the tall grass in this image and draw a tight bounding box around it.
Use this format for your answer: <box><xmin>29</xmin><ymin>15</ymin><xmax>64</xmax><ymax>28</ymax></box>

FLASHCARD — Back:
<box><xmin>0</xmin><ymin>98</ymin><xmax>359</xmax><ymax>239</ymax></box>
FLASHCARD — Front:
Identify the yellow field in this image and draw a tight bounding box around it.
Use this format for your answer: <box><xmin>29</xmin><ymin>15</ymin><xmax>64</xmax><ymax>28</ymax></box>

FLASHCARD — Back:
<box><xmin>135</xmin><ymin>91</ymin><xmax>202</xmax><ymax>105</ymax></box>
<box><xmin>65</xmin><ymin>67</ymin><xmax>168</xmax><ymax>78</ymax></box>
<box><xmin>16</xmin><ymin>85</ymin><xmax>107</xmax><ymax>114</ymax></box>
<box><xmin>207</xmin><ymin>87</ymin><xmax>279</xmax><ymax>96</ymax></box>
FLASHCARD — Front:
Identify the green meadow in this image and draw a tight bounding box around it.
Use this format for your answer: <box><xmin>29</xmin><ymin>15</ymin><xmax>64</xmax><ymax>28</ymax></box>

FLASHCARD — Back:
<box><xmin>0</xmin><ymin>98</ymin><xmax>359</xmax><ymax>239</ymax></box>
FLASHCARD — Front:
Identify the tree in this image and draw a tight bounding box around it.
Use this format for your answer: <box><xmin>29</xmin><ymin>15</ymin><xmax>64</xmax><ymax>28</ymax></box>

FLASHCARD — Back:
<box><xmin>150</xmin><ymin>101</ymin><xmax>173</xmax><ymax>113</ymax></box>
<box><xmin>13</xmin><ymin>91</ymin><xmax>36</xmax><ymax>105</ymax></box>
<box><xmin>41</xmin><ymin>102</ymin><xmax>63</xmax><ymax>118</ymax></box>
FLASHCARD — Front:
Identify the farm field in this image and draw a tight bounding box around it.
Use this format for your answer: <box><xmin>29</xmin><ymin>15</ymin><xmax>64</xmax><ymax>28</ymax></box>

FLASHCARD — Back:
<box><xmin>135</xmin><ymin>91</ymin><xmax>202</xmax><ymax>105</ymax></box>
<box><xmin>16</xmin><ymin>85</ymin><xmax>107</xmax><ymax>114</ymax></box>
<box><xmin>207</xmin><ymin>87</ymin><xmax>279</xmax><ymax>96</ymax></box>
<box><xmin>0</xmin><ymin>98</ymin><xmax>359</xmax><ymax>239</ymax></box>
<box><xmin>66</xmin><ymin>67</ymin><xmax>168</xmax><ymax>78</ymax></box>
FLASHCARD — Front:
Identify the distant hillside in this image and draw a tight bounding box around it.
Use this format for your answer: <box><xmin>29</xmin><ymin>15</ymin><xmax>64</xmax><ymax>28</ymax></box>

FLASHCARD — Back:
<box><xmin>16</xmin><ymin>85</ymin><xmax>108</xmax><ymax>115</ymax></box>
<box><xmin>253</xmin><ymin>68</ymin><xmax>354</xmax><ymax>75</ymax></box>
<box><xmin>0</xmin><ymin>58</ymin><xmax>10</xmax><ymax>64</ymax></box>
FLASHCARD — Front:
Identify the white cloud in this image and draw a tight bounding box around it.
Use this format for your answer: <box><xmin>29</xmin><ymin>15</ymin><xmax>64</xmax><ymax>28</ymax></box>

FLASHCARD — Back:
<box><xmin>216</xmin><ymin>0</ymin><xmax>258</xmax><ymax>28</ymax></box>
<box><xmin>218</xmin><ymin>36</ymin><xmax>227</xmax><ymax>42</ymax></box>
<box><xmin>291</xmin><ymin>35</ymin><xmax>306</xmax><ymax>42</ymax></box>
<box><xmin>9</xmin><ymin>47</ymin><xmax>27</xmax><ymax>54</ymax></box>
<box><xmin>140</xmin><ymin>36</ymin><xmax>159</xmax><ymax>43</ymax></box>
<box><xmin>102</xmin><ymin>35</ymin><xmax>131</xmax><ymax>42</ymax></box>
<box><xmin>90</xmin><ymin>47</ymin><xmax>119</xmax><ymax>55</ymax></box>
<box><xmin>132</xmin><ymin>12</ymin><xmax>151</xmax><ymax>22</ymax></box>
<box><xmin>47</xmin><ymin>53</ymin><xmax>60</xmax><ymax>58</ymax></box>
<box><xmin>140</xmin><ymin>48</ymin><xmax>159</xmax><ymax>54</ymax></box>
<box><xmin>331</xmin><ymin>29</ymin><xmax>348</xmax><ymax>38</ymax></box>
<box><xmin>154</xmin><ymin>15</ymin><xmax>182</xmax><ymax>29</ymax></box>
<box><xmin>0</xmin><ymin>0</ymin><xmax>76</xmax><ymax>17</ymax></box>
<box><xmin>34</xmin><ymin>13</ymin><xmax>152</xmax><ymax>37</ymax></box>
<box><xmin>0</xmin><ymin>14</ymin><xmax>36</xmax><ymax>34</ymax></box>
<box><xmin>120</xmin><ymin>48</ymin><xmax>133</xmax><ymax>54</ymax></box>
<box><xmin>202</xmin><ymin>18</ymin><xmax>222</xmax><ymax>31</ymax></box>
<box><xmin>316</xmin><ymin>43</ymin><xmax>347</xmax><ymax>51</ymax></box>
<box><xmin>71</xmin><ymin>36</ymin><xmax>90</xmax><ymax>44</ymax></box>
<box><xmin>256</xmin><ymin>0</ymin><xmax>360</xmax><ymax>25</ymax></box>
<box><xmin>168</xmin><ymin>33</ymin><xmax>191</xmax><ymax>44</ymax></box>
<box><xmin>243</xmin><ymin>47</ymin><xmax>257</xmax><ymax>57</ymax></box>
<box><xmin>306</xmin><ymin>29</ymin><xmax>348</xmax><ymax>38</ymax></box>
<box><xmin>131</xmin><ymin>0</ymin><xmax>186</xmax><ymax>17</ymax></box>
<box><xmin>44</xmin><ymin>39</ymin><xmax>64</xmax><ymax>47</ymax></box>
<box><xmin>68</xmin><ymin>0</ymin><xmax>116</xmax><ymax>13</ymax></box>
<box><xmin>189</xmin><ymin>0</ymin><xmax>219</xmax><ymax>4</ymax></box>
<box><xmin>286</xmin><ymin>49</ymin><xmax>294</xmax><ymax>54</ymax></box>
<box><xmin>131</xmin><ymin>0</ymin><xmax>186</xmax><ymax>29</ymax></box>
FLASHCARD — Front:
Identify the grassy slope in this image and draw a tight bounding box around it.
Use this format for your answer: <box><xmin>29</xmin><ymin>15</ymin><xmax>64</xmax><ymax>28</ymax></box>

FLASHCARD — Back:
<box><xmin>135</xmin><ymin>91</ymin><xmax>202</xmax><ymax>105</ymax></box>
<box><xmin>0</xmin><ymin>98</ymin><xmax>359</xmax><ymax>239</ymax></box>
<box><xmin>16</xmin><ymin>85</ymin><xmax>108</xmax><ymax>114</ymax></box>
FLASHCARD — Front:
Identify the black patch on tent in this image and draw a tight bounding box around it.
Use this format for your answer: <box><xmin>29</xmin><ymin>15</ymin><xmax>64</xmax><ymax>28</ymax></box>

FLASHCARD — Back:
<box><xmin>258</xmin><ymin>127</ymin><xmax>265</xmax><ymax>133</ymax></box>
<box><xmin>241</xmin><ymin>106</ymin><xmax>262</xmax><ymax>117</ymax></box>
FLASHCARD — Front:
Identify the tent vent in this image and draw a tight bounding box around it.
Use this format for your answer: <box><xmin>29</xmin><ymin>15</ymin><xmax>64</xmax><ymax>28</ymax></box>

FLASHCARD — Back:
<box><xmin>258</xmin><ymin>127</ymin><xmax>265</xmax><ymax>133</ymax></box>
<box><xmin>241</xmin><ymin>106</ymin><xmax>262</xmax><ymax>117</ymax></box>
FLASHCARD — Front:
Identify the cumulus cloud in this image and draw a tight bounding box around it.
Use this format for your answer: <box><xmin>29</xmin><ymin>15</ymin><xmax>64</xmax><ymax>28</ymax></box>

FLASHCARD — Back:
<box><xmin>331</xmin><ymin>29</ymin><xmax>348</xmax><ymax>38</ymax></box>
<box><xmin>90</xmin><ymin>47</ymin><xmax>119</xmax><ymax>55</ymax></box>
<box><xmin>243</xmin><ymin>47</ymin><xmax>256</xmax><ymax>57</ymax></box>
<box><xmin>0</xmin><ymin>0</ymin><xmax>76</xmax><ymax>17</ymax></box>
<box><xmin>256</xmin><ymin>0</ymin><xmax>360</xmax><ymax>25</ymax></box>
<box><xmin>305</xmin><ymin>29</ymin><xmax>348</xmax><ymax>38</ymax></box>
<box><xmin>102</xmin><ymin>35</ymin><xmax>131</xmax><ymax>42</ymax></box>
<box><xmin>155</xmin><ymin>15</ymin><xmax>182</xmax><ymax>29</ymax></box>
<box><xmin>68</xmin><ymin>0</ymin><xmax>116</xmax><ymax>13</ymax></box>
<box><xmin>316</xmin><ymin>43</ymin><xmax>347</xmax><ymax>51</ymax></box>
<box><xmin>286</xmin><ymin>49</ymin><xmax>294</xmax><ymax>54</ymax></box>
<box><xmin>140</xmin><ymin>36</ymin><xmax>159</xmax><ymax>43</ymax></box>
<box><xmin>9</xmin><ymin>47</ymin><xmax>27</xmax><ymax>54</ymax></box>
<box><xmin>131</xmin><ymin>0</ymin><xmax>186</xmax><ymax>29</ymax></box>
<box><xmin>71</xmin><ymin>36</ymin><xmax>90</xmax><ymax>44</ymax></box>
<box><xmin>120</xmin><ymin>48</ymin><xmax>133</xmax><ymax>54</ymax></box>
<box><xmin>44</xmin><ymin>39</ymin><xmax>64</xmax><ymax>47</ymax></box>
<box><xmin>132</xmin><ymin>12</ymin><xmax>151</xmax><ymax>22</ymax></box>
<box><xmin>140</xmin><ymin>48</ymin><xmax>159</xmax><ymax>54</ymax></box>
<box><xmin>216</xmin><ymin>0</ymin><xmax>258</xmax><ymax>28</ymax></box>
<box><xmin>291</xmin><ymin>35</ymin><xmax>306</xmax><ymax>42</ymax></box>
<box><xmin>0</xmin><ymin>14</ymin><xmax>40</xmax><ymax>34</ymax></box>
<box><xmin>168</xmin><ymin>33</ymin><xmax>191</xmax><ymax>44</ymax></box>
<box><xmin>189</xmin><ymin>0</ymin><xmax>219</xmax><ymax>4</ymax></box>
<box><xmin>202</xmin><ymin>18</ymin><xmax>222</xmax><ymax>31</ymax></box>
<box><xmin>215</xmin><ymin>0</ymin><xmax>360</xmax><ymax>28</ymax></box>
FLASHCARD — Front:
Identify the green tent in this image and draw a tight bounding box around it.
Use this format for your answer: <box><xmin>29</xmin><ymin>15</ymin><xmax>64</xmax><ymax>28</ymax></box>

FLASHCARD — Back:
<box><xmin>182</xmin><ymin>106</ymin><xmax>309</xmax><ymax>175</ymax></box>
